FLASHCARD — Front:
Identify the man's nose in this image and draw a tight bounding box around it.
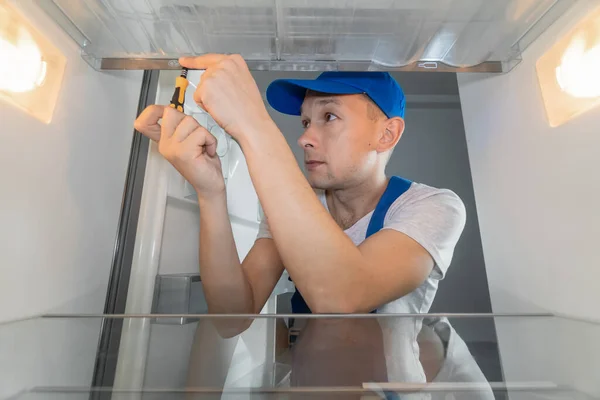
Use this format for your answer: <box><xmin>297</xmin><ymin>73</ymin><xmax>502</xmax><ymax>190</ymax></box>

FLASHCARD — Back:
<box><xmin>298</xmin><ymin>127</ymin><xmax>318</xmax><ymax>149</ymax></box>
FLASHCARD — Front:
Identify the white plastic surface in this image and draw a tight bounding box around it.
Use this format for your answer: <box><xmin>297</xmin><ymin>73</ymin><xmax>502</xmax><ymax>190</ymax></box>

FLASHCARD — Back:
<box><xmin>42</xmin><ymin>0</ymin><xmax>574</xmax><ymax>69</ymax></box>
<box><xmin>113</xmin><ymin>141</ymin><xmax>170</xmax><ymax>397</ymax></box>
<box><xmin>0</xmin><ymin>2</ymin><xmax>142</xmax><ymax>399</ymax></box>
<box><xmin>458</xmin><ymin>0</ymin><xmax>600</xmax><ymax>397</ymax></box>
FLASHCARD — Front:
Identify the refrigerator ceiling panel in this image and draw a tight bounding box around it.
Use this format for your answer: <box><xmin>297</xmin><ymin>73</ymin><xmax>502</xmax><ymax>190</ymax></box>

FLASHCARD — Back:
<box><xmin>37</xmin><ymin>0</ymin><xmax>577</xmax><ymax>72</ymax></box>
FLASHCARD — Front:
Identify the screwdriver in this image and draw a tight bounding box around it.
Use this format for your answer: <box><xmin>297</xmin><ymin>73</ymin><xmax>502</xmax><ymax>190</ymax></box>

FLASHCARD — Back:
<box><xmin>169</xmin><ymin>67</ymin><xmax>189</xmax><ymax>113</ymax></box>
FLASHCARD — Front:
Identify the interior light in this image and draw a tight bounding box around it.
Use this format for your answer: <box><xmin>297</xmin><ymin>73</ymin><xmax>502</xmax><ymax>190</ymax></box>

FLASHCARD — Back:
<box><xmin>555</xmin><ymin>33</ymin><xmax>600</xmax><ymax>98</ymax></box>
<box><xmin>0</xmin><ymin>1</ymin><xmax>66</xmax><ymax>124</ymax></box>
<box><xmin>0</xmin><ymin>28</ymin><xmax>46</xmax><ymax>93</ymax></box>
<box><xmin>537</xmin><ymin>6</ymin><xmax>600</xmax><ymax>127</ymax></box>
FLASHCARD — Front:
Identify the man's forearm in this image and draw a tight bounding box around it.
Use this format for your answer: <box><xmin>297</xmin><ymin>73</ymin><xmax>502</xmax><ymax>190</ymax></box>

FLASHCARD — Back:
<box><xmin>197</xmin><ymin>193</ymin><xmax>255</xmax><ymax>314</ymax></box>
<box><xmin>239</xmin><ymin>124</ymin><xmax>366</xmax><ymax>312</ymax></box>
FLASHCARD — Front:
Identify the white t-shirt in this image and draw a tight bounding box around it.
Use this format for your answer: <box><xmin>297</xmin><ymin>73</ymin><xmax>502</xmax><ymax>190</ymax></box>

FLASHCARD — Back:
<box><xmin>257</xmin><ymin>181</ymin><xmax>467</xmax><ymax>387</ymax></box>
<box><xmin>425</xmin><ymin>318</ymin><xmax>495</xmax><ymax>400</ymax></box>
<box><xmin>257</xmin><ymin>181</ymin><xmax>467</xmax><ymax>315</ymax></box>
<box><xmin>365</xmin><ymin>318</ymin><xmax>493</xmax><ymax>400</ymax></box>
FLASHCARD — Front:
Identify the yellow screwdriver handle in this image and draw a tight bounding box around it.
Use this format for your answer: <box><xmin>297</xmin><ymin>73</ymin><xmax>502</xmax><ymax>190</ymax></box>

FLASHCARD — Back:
<box><xmin>170</xmin><ymin>73</ymin><xmax>189</xmax><ymax>113</ymax></box>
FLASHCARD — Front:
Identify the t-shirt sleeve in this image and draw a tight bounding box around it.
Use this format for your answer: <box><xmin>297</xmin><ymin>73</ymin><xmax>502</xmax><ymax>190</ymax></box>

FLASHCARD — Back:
<box><xmin>256</xmin><ymin>216</ymin><xmax>273</xmax><ymax>240</ymax></box>
<box><xmin>383</xmin><ymin>189</ymin><xmax>467</xmax><ymax>280</ymax></box>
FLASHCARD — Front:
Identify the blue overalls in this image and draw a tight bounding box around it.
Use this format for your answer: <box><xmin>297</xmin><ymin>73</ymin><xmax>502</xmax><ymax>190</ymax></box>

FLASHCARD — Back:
<box><xmin>289</xmin><ymin>175</ymin><xmax>413</xmax><ymax>314</ymax></box>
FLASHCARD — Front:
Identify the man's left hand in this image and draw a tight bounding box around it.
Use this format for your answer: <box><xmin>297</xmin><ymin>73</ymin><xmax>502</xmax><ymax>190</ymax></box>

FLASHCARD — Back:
<box><xmin>179</xmin><ymin>54</ymin><xmax>275</xmax><ymax>144</ymax></box>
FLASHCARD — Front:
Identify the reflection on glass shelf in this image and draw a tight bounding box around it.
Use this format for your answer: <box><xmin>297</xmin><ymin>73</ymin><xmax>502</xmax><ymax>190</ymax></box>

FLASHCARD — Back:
<box><xmin>1</xmin><ymin>314</ymin><xmax>599</xmax><ymax>399</ymax></box>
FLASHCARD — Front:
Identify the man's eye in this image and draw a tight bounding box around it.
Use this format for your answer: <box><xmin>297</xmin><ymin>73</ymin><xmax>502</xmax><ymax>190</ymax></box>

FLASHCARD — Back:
<box><xmin>325</xmin><ymin>113</ymin><xmax>338</xmax><ymax>122</ymax></box>
<box><xmin>301</xmin><ymin>120</ymin><xmax>310</xmax><ymax>129</ymax></box>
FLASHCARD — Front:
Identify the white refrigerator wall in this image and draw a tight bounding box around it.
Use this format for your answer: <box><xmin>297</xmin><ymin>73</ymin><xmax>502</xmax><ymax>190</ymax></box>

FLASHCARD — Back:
<box><xmin>0</xmin><ymin>1</ymin><xmax>142</xmax><ymax>397</ymax></box>
<box><xmin>0</xmin><ymin>8</ymin><xmax>142</xmax><ymax>322</ymax></box>
<box><xmin>458</xmin><ymin>1</ymin><xmax>600</xmax><ymax>397</ymax></box>
<box><xmin>459</xmin><ymin>0</ymin><xmax>600</xmax><ymax>323</ymax></box>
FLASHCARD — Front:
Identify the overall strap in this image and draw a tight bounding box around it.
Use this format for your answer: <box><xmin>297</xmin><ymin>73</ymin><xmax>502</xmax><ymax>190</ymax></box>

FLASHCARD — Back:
<box><xmin>291</xmin><ymin>176</ymin><xmax>413</xmax><ymax>314</ymax></box>
<box><xmin>365</xmin><ymin>176</ymin><xmax>413</xmax><ymax>239</ymax></box>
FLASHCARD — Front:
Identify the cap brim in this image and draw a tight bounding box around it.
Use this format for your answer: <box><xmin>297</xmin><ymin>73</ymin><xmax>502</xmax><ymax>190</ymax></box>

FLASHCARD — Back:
<box><xmin>266</xmin><ymin>79</ymin><xmax>364</xmax><ymax>116</ymax></box>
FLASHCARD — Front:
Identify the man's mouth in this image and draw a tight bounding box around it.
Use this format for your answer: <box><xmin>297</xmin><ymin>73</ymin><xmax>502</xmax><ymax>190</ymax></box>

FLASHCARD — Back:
<box><xmin>305</xmin><ymin>160</ymin><xmax>325</xmax><ymax>170</ymax></box>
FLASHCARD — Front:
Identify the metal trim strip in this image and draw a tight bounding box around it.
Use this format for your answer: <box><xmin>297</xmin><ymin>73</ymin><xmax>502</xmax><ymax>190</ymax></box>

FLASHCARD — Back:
<box><xmin>97</xmin><ymin>58</ymin><xmax>505</xmax><ymax>73</ymax></box>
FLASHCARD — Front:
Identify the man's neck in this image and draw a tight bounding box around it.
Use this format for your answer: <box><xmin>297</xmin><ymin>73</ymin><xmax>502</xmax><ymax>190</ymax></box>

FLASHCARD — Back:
<box><xmin>325</xmin><ymin>174</ymin><xmax>389</xmax><ymax>230</ymax></box>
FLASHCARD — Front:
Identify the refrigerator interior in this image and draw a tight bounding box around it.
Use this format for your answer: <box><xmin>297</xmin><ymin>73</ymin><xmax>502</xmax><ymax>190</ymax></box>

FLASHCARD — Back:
<box><xmin>1</xmin><ymin>0</ymin><xmax>600</xmax><ymax>399</ymax></box>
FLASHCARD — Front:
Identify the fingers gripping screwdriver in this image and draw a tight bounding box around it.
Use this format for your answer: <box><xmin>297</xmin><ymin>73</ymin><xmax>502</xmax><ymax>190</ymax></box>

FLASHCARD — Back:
<box><xmin>170</xmin><ymin>68</ymin><xmax>189</xmax><ymax>112</ymax></box>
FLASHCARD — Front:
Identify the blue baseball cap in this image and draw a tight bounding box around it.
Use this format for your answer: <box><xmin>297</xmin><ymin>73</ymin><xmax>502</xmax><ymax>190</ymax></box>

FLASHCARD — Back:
<box><xmin>266</xmin><ymin>71</ymin><xmax>405</xmax><ymax>119</ymax></box>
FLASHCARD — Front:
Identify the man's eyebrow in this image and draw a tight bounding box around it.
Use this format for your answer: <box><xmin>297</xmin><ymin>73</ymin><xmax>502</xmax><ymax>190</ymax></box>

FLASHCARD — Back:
<box><xmin>300</xmin><ymin>97</ymin><xmax>342</xmax><ymax>115</ymax></box>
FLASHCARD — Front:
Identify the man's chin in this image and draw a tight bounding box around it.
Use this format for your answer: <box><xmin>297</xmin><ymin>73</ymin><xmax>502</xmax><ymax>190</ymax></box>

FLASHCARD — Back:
<box><xmin>305</xmin><ymin>168</ymin><xmax>340</xmax><ymax>188</ymax></box>
<box><xmin>307</xmin><ymin>176</ymin><xmax>332</xmax><ymax>191</ymax></box>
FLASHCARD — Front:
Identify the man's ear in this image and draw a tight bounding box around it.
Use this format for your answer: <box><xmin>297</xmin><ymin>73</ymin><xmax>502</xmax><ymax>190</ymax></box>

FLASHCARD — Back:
<box><xmin>377</xmin><ymin>117</ymin><xmax>405</xmax><ymax>153</ymax></box>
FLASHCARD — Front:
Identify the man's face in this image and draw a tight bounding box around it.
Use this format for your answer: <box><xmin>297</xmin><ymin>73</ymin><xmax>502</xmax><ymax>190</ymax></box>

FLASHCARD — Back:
<box><xmin>299</xmin><ymin>93</ymin><xmax>385</xmax><ymax>190</ymax></box>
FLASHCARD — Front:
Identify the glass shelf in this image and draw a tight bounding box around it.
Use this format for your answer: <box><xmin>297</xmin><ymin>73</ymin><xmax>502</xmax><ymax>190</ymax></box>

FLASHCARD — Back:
<box><xmin>33</xmin><ymin>0</ymin><xmax>577</xmax><ymax>72</ymax></box>
<box><xmin>1</xmin><ymin>313</ymin><xmax>599</xmax><ymax>399</ymax></box>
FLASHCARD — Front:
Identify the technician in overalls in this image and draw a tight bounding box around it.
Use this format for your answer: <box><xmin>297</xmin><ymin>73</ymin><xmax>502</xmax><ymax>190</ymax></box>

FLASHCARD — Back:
<box><xmin>135</xmin><ymin>54</ymin><xmax>466</xmax><ymax>317</ymax></box>
<box><xmin>134</xmin><ymin>54</ymin><xmax>467</xmax><ymax>390</ymax></box>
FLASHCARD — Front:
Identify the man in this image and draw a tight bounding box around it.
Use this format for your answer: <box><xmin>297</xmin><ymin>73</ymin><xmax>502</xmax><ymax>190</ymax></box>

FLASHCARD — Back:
<box><xmin>134</xmin><ymin>54</ymin><xmax>466</xmax><ymax>318</ymax></box>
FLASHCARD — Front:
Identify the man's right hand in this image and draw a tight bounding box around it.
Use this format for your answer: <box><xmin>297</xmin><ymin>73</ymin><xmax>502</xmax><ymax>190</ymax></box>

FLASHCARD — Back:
<box><xmin>134</xmin><ymin>105</ymin><xmax>226</xmax><ymax>200</ymax></box>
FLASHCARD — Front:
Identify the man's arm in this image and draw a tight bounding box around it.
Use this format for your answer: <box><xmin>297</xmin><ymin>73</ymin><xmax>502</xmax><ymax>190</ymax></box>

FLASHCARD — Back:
<box><xmin>132</xmin><ymin>104</ymin><xmax>284</xmax><ymax>320</ymax></box>
<box><xmin>180</xmin><ymin>54</ymin><xmax>464</xmax><ymax>314</ymax></box>
<box><xmin>198</xmin><ymin>193</ymin><xmax>284</xmax><ymax>315</ymax></box>
<box><xmin>241</xmin><ymin>129</ymin><xmax>436</xmax><ymax>313</ymax></box>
